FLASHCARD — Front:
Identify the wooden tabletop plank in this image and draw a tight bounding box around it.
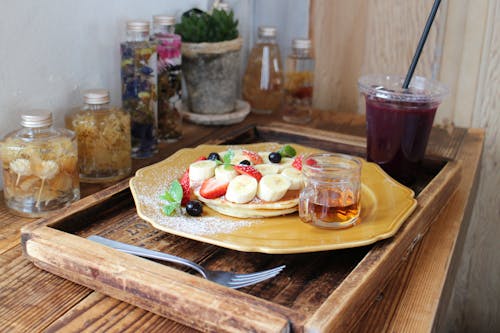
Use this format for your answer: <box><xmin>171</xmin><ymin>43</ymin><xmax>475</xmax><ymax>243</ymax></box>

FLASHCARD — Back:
<box><xmin>0</xmin><ymin>112</ymin><xmax>484</xmax><ymax>332</ymax></box>
<box><xmin>354</xmin><ymin>129</ymin><xmax>484</xmax><ymax>332</ymax></box>
<box><xmin>44</xmin><ymin>292</ymin><xmax>194</xmax><ymax>333</ymax></box>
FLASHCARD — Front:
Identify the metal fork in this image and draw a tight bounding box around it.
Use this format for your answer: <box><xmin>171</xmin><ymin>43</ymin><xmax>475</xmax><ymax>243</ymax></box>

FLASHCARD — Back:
<box><xmin>88</xmin><ymin>235</ymin><xmax>285</xmax><ymax>289</ymax></box>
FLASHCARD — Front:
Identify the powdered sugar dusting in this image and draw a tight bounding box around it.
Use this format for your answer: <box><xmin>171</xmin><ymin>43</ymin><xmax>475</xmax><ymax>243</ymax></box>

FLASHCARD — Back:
<box><xmin>137</xmin><ymin>191</ymin><xmax>258</xmax><ymax>235</ymax></box>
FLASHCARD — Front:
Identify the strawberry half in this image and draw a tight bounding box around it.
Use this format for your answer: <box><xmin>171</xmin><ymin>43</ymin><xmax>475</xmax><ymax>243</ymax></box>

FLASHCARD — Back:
<box><xmin>292</xmin><ymin>155</ymin><xmax>318</xmax><ymax>171</ymax></box>
<box><xmin>242</xmin><ymin>150</ymin><xmax>264</xmax><ymax>165</ymax></box>
<box><xmin>234</xmin><ymin>165</ymin><xmax>263</xmax><ymax>181</ymax></box>
<box><xmin>179</xmin><ymin>169</ymin><xmax>191</xmax><ymax>206</ymax></box>
<box><xmin>292</xmin><ymin>156</ymin><xmax>303</xmax><ymax>170</ymax></box>
<box><xmin>199</xmin><ymin>177</ymin><xmax>229</xmax><ymax>199</ymax></box>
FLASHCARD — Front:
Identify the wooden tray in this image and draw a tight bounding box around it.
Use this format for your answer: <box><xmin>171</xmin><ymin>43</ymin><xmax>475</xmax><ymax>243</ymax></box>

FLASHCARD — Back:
<box><xmin>21</xmin><ymin>123</ymin><xmax>461</xmax><ymax>332</ymax></box>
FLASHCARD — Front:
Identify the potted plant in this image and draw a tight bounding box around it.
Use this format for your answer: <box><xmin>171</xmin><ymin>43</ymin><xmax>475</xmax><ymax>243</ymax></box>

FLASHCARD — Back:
<box><xmin>175</xmin><ymin>8</ymin><xmax>242</xmax><ymax>114</ymax></box>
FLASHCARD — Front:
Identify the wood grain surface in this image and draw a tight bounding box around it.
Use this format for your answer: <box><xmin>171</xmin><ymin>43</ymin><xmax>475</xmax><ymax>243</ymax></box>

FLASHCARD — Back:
<box><xmin>310</xmin><ymin>0</ymin><xmax>443</xmax><ymax>113</ymax></box>
<box><xmin>0</xmin><ymin>111</ymin><xmax>484</xmax><ymax>332</ymax></box>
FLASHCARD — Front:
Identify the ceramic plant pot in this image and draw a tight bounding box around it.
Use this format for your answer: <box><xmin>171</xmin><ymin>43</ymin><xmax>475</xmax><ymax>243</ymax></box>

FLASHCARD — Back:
<box><xmin>182</xmin><ymin>37</ymin><xmax>243</xmax><ymax>114</ymax></box>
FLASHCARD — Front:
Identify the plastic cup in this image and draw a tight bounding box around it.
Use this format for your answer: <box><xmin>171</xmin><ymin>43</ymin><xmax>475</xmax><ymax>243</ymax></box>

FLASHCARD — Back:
<box><xmin>358</xmin><ymin>75</ymin><xmax>448</xmax><ymax>185</ymax></box>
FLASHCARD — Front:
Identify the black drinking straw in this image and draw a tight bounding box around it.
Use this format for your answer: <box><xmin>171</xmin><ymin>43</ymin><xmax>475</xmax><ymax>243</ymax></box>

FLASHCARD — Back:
<box><xmin>402</xmin><ymin>0</ymin><xmax>442</xmax><ymax>89</ymax></box>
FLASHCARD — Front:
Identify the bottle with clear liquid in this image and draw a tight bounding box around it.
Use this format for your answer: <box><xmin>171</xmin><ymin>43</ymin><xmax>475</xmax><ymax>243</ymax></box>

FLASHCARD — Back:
<box><xmin>120</xmin><ymin>21</ymin><xmax>158</xmax><ymax>158</ymax></box>
<box><xmin>1</xmin><ymin>111</ymin><xmax>80</xmax><ymax>217</ymax></box>
<box><xmin>66</xmin><ymin>89</ymin><xmax>131</xmax><ymax>183</ymax></box>
<box><xmin>152</xmin><ymin>15</ymin><xmax>182</xmax><ymax>142</ymax></box>
<box><xmin>282</xmin><ymin>39</ymin><xmax>314</xmax><ymax>124</ymax></box>
<box><xmin>242</xmin><ymin>26</ymin><xmax>284</xmax><ymax>114</ymax></box>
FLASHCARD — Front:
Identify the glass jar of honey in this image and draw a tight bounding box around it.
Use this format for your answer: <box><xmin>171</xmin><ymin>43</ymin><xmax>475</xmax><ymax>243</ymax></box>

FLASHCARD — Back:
<box><xmin>66</xmin><ymin>89</ymin><xmax>131</xmax><ymax>183</ymax></box>
<box><xmin>0</xmin><ymin>111</ymin><xmax>80</xmax><ymax>217</ymax></box>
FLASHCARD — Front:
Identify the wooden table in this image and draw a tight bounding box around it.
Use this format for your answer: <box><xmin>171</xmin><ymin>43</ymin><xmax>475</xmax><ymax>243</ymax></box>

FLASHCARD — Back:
<box><xmin>0</xmin><ymin>111</ymin><xmax>483</xmax><ymax>332</ymax></box>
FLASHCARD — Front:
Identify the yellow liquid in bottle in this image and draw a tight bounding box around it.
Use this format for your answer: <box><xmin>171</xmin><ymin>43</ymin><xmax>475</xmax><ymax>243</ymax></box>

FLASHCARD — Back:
<box><xmin>242</xmin><ymin>43</ymin><xmax>284</xmax><ymax>114</ymax></box>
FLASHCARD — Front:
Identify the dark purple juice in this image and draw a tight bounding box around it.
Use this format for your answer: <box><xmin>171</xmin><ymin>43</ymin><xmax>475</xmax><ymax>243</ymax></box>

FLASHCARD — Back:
<box><xmin>365</xmin><ymin>97</ymin><xmax>437</xmax><ymax>185</ymax></box>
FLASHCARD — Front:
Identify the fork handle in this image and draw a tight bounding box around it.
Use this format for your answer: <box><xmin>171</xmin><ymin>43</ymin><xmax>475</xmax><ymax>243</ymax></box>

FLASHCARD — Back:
<box><xmin>87</xmin><ymin>235</ymin><xmax>207</xmax><ymax>278</ymax></box>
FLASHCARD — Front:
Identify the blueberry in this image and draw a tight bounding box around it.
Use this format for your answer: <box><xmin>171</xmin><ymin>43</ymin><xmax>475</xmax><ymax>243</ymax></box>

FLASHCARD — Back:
<box><xmin>186</xmin><ymin>200</ymin><xmax>203</xmax><ymax>216</ymax></box>
<box><xmin>208</xmin><ymin>152</ymin><xmax>220</xmax><ymax>161</ymax></box>
<box><xmin>239</xmin><ymin>160</ymin><xmax>251</xmax><ymax>165</ymax></box>
<box><xmin>268</xmin><ymin>152</ymin><xmax>282</xmax><ymax>163</ymax></box>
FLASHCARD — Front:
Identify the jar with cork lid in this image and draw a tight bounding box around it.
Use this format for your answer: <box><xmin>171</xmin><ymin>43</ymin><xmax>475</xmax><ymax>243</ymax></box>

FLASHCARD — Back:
<box><xmin>0</xmin><ymin>111</ymin><xmax>80</xmax><ymax>217</ymax></box>
<box><xmin>66</xmin><ymin>89</ymin><xmax>131</xmax><ymax>183</ymax></box>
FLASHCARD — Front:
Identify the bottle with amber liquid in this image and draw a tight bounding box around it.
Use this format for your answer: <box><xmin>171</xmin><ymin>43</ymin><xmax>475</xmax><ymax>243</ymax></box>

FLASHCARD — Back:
<box><xmin>242</xmin><ymin>26</ymin><xmax>284</xmax><ymax>114</ymax></box>
<box><xmin>0</xmin><ymin>111</ymin><xmax>80</xmax><ymax>217</ymax></box>
<box><xmin>66</xmin><ymin>89</ymin><xmax>131</xmax><ymax>183</ymax></box>
<box><xmin>282</xmin><ymin>38</ymin><xmax>314</xmax><ymax>124</ymax></box>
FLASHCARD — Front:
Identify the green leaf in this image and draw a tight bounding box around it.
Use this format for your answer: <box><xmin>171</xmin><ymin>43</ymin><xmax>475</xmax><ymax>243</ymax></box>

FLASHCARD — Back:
<box><xmin>278</xmin><ymin>145</ymin><xmax>297</xmax><ymax>158</ymax></box>
<box><xmin>223</xmin><ymin>150</ymin><xmax>234</xmax><ymax>164</ymax></box>
<box><xmin>169</xmin><ymin>180</ymin><xmax>183</xmax><ymax>203</ymax></box>
<box><xmin>159</xmin><ymin>191</ymin><xmax>174</xmax><ymax>202</ymax></box>
<box><xmin>160</xmin><ymin>179</ymin><xmax>183</xmax><ymax>216</ymax></box>
<box><xmin>224</xmin><ymin>164</ymin><xmax>234</xmax><ymax>171</ymax></box>
<box><xmin>175</xmin><ymin>8</ymin><xmax>239</xmax><ymax>43</ymax></box>
<box><xmin>162</xmin><ymin>202</ymin><xmax>178</xmax><ymax>216</ymax></box>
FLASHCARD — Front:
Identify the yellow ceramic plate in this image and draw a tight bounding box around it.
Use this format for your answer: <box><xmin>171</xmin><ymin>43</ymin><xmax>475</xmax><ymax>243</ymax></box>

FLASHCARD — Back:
<box><xmin>130</xmin><ymin>143</ymin><xmax>417</xmax><ymax>254</ymax></box>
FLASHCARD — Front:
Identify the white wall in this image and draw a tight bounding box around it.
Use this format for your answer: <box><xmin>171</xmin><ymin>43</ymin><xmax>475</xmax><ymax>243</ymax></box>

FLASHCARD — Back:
<box><xmin>0</xmin><ymin>0</ymin><xmax>309</xmax><ymax>188</ymax></box>
<box><xmin>0</xmin><ymin>0</ymin><xmax>207</xmax><ymax>135</ymax></box>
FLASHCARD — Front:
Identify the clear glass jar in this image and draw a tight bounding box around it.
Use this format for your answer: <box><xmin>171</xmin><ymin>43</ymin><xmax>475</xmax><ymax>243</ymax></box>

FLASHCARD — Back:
<box><xmin>120</xmin><ymin>21</ymin><xmax>158</xmax><ymax>158</ymax></box>
<box><xmin>152</xmin><ymin>15</ymin><xmax>182</xmax><ymax>142</ymax></box>
<box><xmin>66</xmin><ymin>89</ymin><xmax>131</xmax><ymax>183</ymax></box>
<box><xmin>299</xmin><ymin>153</ymin><xmax>361</xmax><ymax>229</ymax></box>
<box><xmin>0</xmin><ymin>111</ymin><xmax>80</xmax><ymax>217</ymax></box>
<box><xmin>242</xmin><ymin>26</ymin><xmax>284</xmax><ymax>114</ymax></box>
<box><xmin>282</xmin><ymin>38</ymin><xmax>314</xmax><ymax>124</ymax></box>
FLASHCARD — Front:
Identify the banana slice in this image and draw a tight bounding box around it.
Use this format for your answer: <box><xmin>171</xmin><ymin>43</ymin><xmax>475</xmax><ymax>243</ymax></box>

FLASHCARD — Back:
<box><xmin>189</xmin><ymin>160</ymin><xmax>217</xmax><ymax>184</ymax></box>
<box><xmin>257</xmin><ymin>174</ymin><xmax>291</xmax><ymax>202</ymax></box>
<box><xmin>281</xmin><ymin>167</ymin><xmax>304</xmax><ymax>190</ymax></box>
<box><xmin>254</xmin><ymin>163</ymin><xmax>280</xmax><ymax>176</ymax></box>
<box><xmin>230</xmin><ymin>150</ymin><xmax>247</xmax><ymax>165</ymax></box>
<box><xmin>225</xmin><ymin>175</ymin><xmax>258</xmax><ymax>203</ymax></box>
<box><xmin>258</xmin><ymin>152</ymin><xmax>272</xmax><ymax>164</ymax></box>
<box><xmin>278</xmin><ymin>157</ymin><xmax>295</xmax><ymax>171</ymax></box>
<box><xmin>215</xmin><ymin>165</ymin><xmax>238</xmax><ymax>182</ymax></box>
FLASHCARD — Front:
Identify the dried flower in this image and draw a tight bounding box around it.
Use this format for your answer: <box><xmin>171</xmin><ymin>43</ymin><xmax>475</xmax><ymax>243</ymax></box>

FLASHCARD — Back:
<box><xmin>9</xmin><ymin>158</ymin><xmax>32</xmax><ymax>185</ymax></box>
<box><xmin>35</xmin><ymin>160</ymin><xmax>59</xmax><ymax>207</ymax></box>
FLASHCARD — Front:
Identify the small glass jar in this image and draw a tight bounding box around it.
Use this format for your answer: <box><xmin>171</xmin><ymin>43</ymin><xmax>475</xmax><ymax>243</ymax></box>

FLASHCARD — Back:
<box><xmin>152</xmin><ymin>15</ymin><xmax>182</xmax><ymax>142</ymax></box>
<box><xmin>0</xmin><ymin>111</ymin><xmax>80</xmax><ymax>217</ymax></box>
<box><xmin>299</xmin><ymin>153</ymin><xmax>361</xmax><ymax>229</ymax></box>
<box><xmin>282</xmin><ymin>38</ymin><xmax>314</xmax><ymax>124</ymax></box>
<box><xmin>66</xmin><ymin>89</ymin><xmax>131</xmax><ymax>183</ymax></box>
<box><xmin>121</xmin><ymin>21</ymin><xmax>158</xmax><ymax>158</ymax></box>
<box><xmin>242</xmin><ymin>26</ymin><xmax>284</xmax><ymax>114</ymax></box>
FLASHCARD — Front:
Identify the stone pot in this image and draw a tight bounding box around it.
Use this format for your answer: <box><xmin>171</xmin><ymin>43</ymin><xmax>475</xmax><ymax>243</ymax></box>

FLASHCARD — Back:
<box><xmin>182</xmin><ymin>37</ymin><xmax>243</xmax><ymax>114</ymax></box>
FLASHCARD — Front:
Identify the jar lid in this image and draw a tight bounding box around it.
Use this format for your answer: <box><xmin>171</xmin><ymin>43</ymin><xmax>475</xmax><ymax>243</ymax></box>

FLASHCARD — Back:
<box><xmin>258</xmin><ymin>26</ymin><xmax>277</xmax><ymax>37</ymax></box>
<box><xmin>21</xmin><ymin>111</ymin><xmax>53</xmax><ymax>128</ymax></box>
<box><xmin>293</xmin><ymin>38</ymin><xmax>312</xmax><ymax>49</ymax></box>
<box><xmin>126</xmin><ymin>21</ymin><xmax>150</xmax><ymax>32</ymax></box>
<box><xmin>83</xmin><ymin>89</ymin><xmax>110</xmax><ymax>105</ymax></box>
<box><xmin>153</xmin><ymin>15</ymin><xmax>176</xmax><ymax>26</ymax></box>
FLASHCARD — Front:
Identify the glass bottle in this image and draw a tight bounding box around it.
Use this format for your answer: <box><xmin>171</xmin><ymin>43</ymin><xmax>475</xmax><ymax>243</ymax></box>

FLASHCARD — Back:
<box><xmin>120</xmin><ymin>21</ymin><xmax>158</xmax><ymax>158</ymax></box>
<box><xmin>152</xmin><ymin>15</ymin><xmax>182</xmax><ymax>142</ymax></box>
<box><xmin>0</xmin><ymin>111</ymin><xmax>80</xmax><ymax>217</ymax></box>
<box><xmin>242</xmin><ymin>26</ymin><xmax>284</xmax><ymax>114</ymax></box>
<box><xmin>66</xmin><ymin>89</ymin><xmax>132</xmax><ymax>183</ymax></box>
<box><xmin>282</xmin><ymin>38</ymin><xmax>314</xmax><ymax>124</ymax></box>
